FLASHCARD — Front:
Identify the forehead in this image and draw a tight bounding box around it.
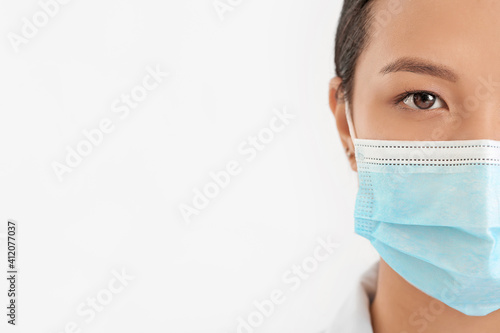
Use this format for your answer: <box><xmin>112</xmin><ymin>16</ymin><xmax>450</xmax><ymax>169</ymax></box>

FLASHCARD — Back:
<box><xmin>359</xmin><ymin>0</ymin><xmax>500</xmax><ymax>81</ymax></box>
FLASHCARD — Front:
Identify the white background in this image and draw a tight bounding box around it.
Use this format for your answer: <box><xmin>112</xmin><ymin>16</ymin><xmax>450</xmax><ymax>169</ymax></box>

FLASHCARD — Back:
<box><xmin>0</xmin><ymin>0</ymin><xmax>378</xmax><ymax>332</ymax></box>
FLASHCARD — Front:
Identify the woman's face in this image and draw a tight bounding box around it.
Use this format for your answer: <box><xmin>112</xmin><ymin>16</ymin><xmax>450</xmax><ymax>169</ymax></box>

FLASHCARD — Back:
<box><xmin>332</xmin><ymin>0</ymin><xmax>500</xmax><ymax>171</ymax></box>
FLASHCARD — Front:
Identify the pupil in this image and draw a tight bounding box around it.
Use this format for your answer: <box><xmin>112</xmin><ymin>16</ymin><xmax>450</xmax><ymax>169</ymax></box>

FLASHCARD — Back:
<box><xmin>413</xmin><ymin>93</ymin><xmax>435</xmax><ymax>109</ymax></box>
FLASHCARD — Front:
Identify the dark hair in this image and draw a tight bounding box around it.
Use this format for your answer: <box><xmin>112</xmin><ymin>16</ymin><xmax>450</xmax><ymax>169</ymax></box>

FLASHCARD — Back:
<box><xmin>334</xmin><ymin>0</ymin><xmax>376</xmax><ymax>104</ymax></box>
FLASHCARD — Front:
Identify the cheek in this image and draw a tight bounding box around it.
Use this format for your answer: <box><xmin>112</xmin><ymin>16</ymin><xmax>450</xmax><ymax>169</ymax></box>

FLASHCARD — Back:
<box><xmin>352</xmin><ymin>95</ymin><xmax>451</xmax><ymax>141</ymax></box>
<box><xmin>353</xmin><ymin>107</ymin><xmax>399</xmax><ymax>140</ymax></box>
<box><xmin>350</xmin><ymin>76</ymin><xmax>398</xmax><ymax>140</ymax></box>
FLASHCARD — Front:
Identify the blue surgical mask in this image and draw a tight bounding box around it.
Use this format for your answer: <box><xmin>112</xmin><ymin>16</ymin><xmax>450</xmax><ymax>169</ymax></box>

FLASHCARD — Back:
<box><xmin>345</xmin><ymin>102</ymin><xmax>500</xmax><ymax>316</ymax></box>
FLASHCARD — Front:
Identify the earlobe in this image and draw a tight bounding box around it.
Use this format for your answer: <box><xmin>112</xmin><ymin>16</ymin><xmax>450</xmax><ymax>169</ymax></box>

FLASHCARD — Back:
<box><xmin>329</xmin><ymin>76</ymin><xmax>357</xmax><ymax>172</ymax></box>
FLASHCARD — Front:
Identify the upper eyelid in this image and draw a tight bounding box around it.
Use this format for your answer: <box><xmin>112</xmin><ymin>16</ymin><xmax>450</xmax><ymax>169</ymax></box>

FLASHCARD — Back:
<box><xmin>404</xmin><ymin>90</ymin><xmax>441</xmax><ymax>98</ymax></box>
<box><xmin>400</xmin><ymin>90</ymin><xmax>445</xmax><ymax>103</ymax></box>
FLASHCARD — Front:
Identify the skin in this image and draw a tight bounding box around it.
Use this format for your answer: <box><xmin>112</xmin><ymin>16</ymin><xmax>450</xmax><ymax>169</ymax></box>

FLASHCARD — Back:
<box><xmin>329</xmin><ymin>0</ymin><xmax>500</xmax><ymax>332</ymax></box>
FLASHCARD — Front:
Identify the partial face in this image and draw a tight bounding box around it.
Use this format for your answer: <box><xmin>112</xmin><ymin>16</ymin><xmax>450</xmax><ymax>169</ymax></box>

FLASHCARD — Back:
<box><xmin>351</xmin><ymin>0</ymin><xmax>500</xmax><ymax>142</ymax></box>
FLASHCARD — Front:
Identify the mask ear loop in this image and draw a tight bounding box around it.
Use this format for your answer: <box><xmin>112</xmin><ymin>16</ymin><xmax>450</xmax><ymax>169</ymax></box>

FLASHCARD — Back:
<box><xmin>344</xmin><ymin>101</ymin><xmax>359</xmax><ymax>186</ymax></box>
<box><xmin>345</xmin><ymin>101</ymin><xmax>357</xmax><ymax>141</ymax></box>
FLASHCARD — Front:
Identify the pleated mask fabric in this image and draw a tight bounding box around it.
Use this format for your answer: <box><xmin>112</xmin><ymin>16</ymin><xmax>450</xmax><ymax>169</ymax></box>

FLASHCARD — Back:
<box><xmin>345</xmin><ymin>101</ymin><xmax>500</xmax><ymax>316</ymax></box>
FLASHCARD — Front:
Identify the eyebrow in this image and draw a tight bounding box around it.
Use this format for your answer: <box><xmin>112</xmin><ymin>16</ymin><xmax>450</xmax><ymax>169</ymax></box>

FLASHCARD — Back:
<box><xmin>380</xmin><ymin>57</ymin><xmax>459</xmax><ymax>82</ymax></box>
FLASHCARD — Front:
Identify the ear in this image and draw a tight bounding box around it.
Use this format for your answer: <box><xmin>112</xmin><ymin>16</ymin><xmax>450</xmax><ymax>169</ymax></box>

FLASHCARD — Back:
<box><xmin>329</xmin><ymin>77</ymin><xmax>357</xmax><ymax>172</ymax></box>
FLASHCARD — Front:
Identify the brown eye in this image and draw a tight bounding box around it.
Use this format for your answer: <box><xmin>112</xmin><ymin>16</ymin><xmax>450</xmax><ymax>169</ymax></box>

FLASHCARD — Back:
<box><xmin>403</xmin><ymin>92</ymin><xmax>444</xmax><ymax>110</ymax></box>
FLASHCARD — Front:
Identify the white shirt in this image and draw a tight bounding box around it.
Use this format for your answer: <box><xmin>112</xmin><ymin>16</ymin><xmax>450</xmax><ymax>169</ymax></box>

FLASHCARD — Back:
<box><xmin>321</xmin><ymin>260</ymin><xmax>379</xmax><ymax>333</ymax></box>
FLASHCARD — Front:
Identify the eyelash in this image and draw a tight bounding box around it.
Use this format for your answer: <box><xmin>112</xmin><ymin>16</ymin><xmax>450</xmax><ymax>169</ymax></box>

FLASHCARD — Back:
<box><xmin>393</xmin><ymin>89</ymin><xmax>446</xmax><ymax>110</ymax></box>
